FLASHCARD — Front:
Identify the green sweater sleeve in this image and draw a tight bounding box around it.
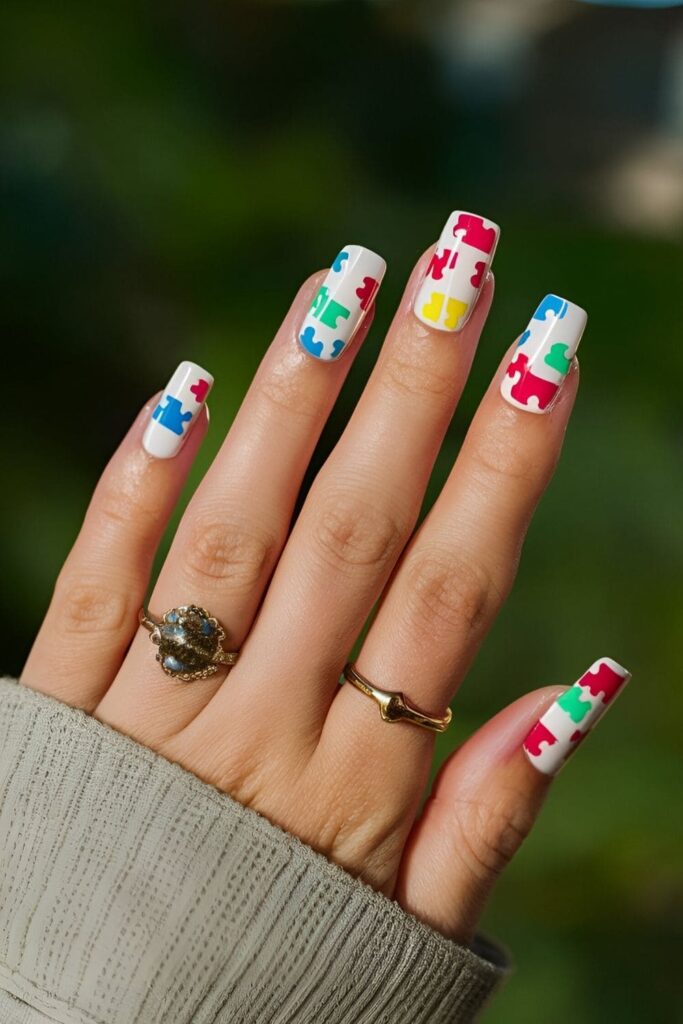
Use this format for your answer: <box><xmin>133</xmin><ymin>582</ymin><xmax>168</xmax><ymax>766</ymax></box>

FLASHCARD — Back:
<box><xmin>0</xmin><ymin>678</ymin><xmax>510</xmax><ymax>1023</ymax></box>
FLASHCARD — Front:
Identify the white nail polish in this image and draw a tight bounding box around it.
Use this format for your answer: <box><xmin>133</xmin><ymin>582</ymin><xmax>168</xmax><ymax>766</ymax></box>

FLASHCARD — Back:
<box><xmin>414</xmin><ymin>210</ymin><xmax>500</xmax><ymax>333</ymax></box>
<box><xmin>298</xmin><ymin>245</ymin><xmax>386</xmax><ymax>361</ymax></box>
<box><xmin>500</xmin><ymin>295</ymin><xmax>587</xmax><ymax>414</ymax></box>
<box><xmin>143</xmin><ymin>361</ymin><xmax>213</xmax><ymax>459</ymax></box>
<box><xmin>523</xmin><ymin>657</ymin><xmax>632</xmax><ymax>776</ymax></box>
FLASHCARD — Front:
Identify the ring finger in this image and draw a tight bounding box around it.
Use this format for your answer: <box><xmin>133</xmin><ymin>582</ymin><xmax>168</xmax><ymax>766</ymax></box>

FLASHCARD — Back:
<box><xmin>98</xmin><ymin>247</ymin><xmax>385</xmax><ymax>739</ymax></box>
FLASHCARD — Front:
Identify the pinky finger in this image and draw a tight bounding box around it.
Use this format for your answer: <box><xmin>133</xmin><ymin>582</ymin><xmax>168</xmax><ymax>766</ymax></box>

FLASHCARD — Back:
<box><xmin>21</xmin><ymin>362</ymin><xmax>211</xmax><ymax>711</ymax></box>
<box><xmin>395</xmin><ymin>658</ymin><xmax>631</xmax><ymax>944</ymax></box>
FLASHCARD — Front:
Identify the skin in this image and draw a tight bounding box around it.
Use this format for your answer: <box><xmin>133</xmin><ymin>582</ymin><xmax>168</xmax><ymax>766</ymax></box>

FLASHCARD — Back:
<box><xmin>21</xmin><ymin>247</ymin><xmax>580</xmax><ymax>945</ymax></box>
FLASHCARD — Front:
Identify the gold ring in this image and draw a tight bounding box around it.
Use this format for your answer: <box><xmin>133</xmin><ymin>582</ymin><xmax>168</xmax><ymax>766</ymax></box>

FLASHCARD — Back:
<box><xmin>343</xmin><ymin>663</ymin><xmax>452</xmax><ymax>733</ymax></box>
<box><xmin>139</xmin><ymin>605</ymin><xmax>239</xmax><ymax>682</ymax></box>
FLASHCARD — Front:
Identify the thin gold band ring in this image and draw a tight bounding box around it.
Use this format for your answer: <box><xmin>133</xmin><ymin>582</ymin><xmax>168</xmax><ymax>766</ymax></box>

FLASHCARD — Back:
<box><xmin>343</xmin><ymin>663</ymin><xmax>452</xmax><ymax>733</ymax></box>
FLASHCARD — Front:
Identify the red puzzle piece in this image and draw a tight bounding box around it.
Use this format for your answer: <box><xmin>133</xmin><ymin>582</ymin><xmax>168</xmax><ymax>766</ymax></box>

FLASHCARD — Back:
<box><xmin>524</xmin><ymin>721</ymin><xmax>558</xmax><ymax>757</ymax></box>
<box><xmin>427</xmin><ymin>248</ymin><xmax>457</xmax><ymax>281</ymax></box>
<box><xmin>579</xmin><ymin>662</ymin><xmax>626</xmax><ymax>704</ymax></box>
<box><xmin>355</xmin><ymin>276</ymin><xmax>379</xmax><ymax>311</ymax></box>
<box><xmin>470</xmin><ymin>260</ymin><xmax>486</xmax><ymax>288</ymax></box>
<box><xmin>507</xmin><ymin>353</ymin><xmax>558</xmax><ymax>411</ymax></box>
<box><xmin>189</xmin><ymin>378</ymin><xmax>210</xmax><ymax>403</ymax></box>
<box><xmin>452</xmin><ymin>214</ymin><xmax>496</xmax><ymax>254</ymax></box>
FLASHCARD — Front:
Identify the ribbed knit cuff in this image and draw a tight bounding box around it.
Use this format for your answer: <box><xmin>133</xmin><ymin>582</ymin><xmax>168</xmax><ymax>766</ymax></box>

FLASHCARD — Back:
<box><xmin>0</xmin><ymin>678</ymin><xmax>510</xmax><ymax>1024</ymax></box>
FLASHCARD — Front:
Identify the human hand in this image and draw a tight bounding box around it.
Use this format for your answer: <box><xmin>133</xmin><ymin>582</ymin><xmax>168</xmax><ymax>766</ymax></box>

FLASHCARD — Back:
<box><xmin>22</xmin><ymin>217</ymin><xmax>630</xmax><ymax>944</ymax></box>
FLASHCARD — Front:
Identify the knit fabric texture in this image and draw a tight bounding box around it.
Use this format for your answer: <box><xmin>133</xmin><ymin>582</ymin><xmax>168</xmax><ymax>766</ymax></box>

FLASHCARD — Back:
<box><xmin>0</xmin><ymin>678</ymin><xmax>509</xmax><ymax>1023</ymax></box>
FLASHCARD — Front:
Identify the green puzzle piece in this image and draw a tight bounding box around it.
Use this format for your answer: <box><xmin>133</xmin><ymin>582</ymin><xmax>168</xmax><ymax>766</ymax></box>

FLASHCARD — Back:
<box><xmin>319</xmin><ymin>298</ymin><xmax>350</xmax><ymax>329</ymax></box>
<box><xmin>310</xmin><ymin>286</ymin><xmax>351</xmax><ymax>329</ymax></box>
<box><xmin>311</xmin><ymin>285</ymin><xmax>329</xmax><ymax>315</ymax></box>
<box><xmin>557</xmin><ymin>686</ymin><xmax>592</xmax><ymax>723</ymax></box>
<box><xmin>544</xmin><ymin>343</ymin><xmax>571</xmax><ymax>375</ymax></box>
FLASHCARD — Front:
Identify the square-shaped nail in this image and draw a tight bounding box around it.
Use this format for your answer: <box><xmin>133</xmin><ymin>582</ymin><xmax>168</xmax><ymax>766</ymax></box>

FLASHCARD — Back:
<box><xmin>143</xmin><ymin>360</ymin><xmax>213</xmax><ymax>458</ymax></box>
<box><xmin>414</xmin><ymin>210</ymin><xmax>500</xmax><ymax>333</ymax></box>
<box><xmin>298</xmin><ymin>245</ymin><xmax>386</xmax><ymax>362</ymax></box>
<box><xmin>501</xmin><ymin>295</ymin><xmax>587</xmax><ymax>413</ymax></box>
<box><xmin>523</xmin><ymin>657</ymin><xmax>631</xmax><ymax>776</ymax></box>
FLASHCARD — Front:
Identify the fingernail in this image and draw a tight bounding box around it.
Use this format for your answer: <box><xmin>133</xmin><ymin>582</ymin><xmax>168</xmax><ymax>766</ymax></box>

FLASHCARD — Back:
<box><xmin>143</xmin><ymin>360</ymin><xmax>213</xmax><ymax>459</ymax></box>
<box><xmin>298</xmin><ymin>245</ymin><xmax>386</xmax><ymax>361</ymax></box>
<box><xmin>523</xmin><ymin>657</ymin><xmax>631</xmax><ymax>776</ymax></box>
<box><xmin>414</xmin><ymin>210</ymin><xmax>500</xmax><ymax>333</ymax></box>
<box><xmin>500</xmin><ymin>294</ymin><xmax>587</xmax><ymax>413</ymax></box>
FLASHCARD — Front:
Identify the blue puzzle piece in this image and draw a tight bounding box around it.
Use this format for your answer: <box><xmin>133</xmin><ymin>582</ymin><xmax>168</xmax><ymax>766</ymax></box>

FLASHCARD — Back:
<box><xmin>517</xmin><ymin>329</ymin><xmax>531</xmax><ymax>347</ymax></box>
<box><xmin>300</xmin><ymin>325</ymin><xmax>324</xmax><ymax>357</ymax></box>
<box><xmin>534</xmin><ymin>294</ymin><xmax>568</xmax><ymax>321</ymax></box>
<box><xmin>332</xmin><ymin>250</ymin><xmax>349</xmax><ymax>273</ymax></box>
<box><xmin>331</xmin><ymin>339</ymin><xmax>346</xmax><ymax>359</ymax></box>
<box><xmin>152</xmin><ymin>396</ymin><xmax>192</xmax><ymax>435</ymax></box>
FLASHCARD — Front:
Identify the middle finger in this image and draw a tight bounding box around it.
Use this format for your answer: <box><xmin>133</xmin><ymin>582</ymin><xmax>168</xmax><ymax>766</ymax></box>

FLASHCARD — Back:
<box><xmin>194</xmin><ymin>212</ymin><xmax>500</xmax><ymax>744</ymax></box>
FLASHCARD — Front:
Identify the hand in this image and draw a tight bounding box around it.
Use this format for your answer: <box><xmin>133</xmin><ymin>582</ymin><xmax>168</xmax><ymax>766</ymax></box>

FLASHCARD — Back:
<box><xmin>22</xmin><ymin>225</ymin><xmax>629</xmax><ymax>944</ymax></box>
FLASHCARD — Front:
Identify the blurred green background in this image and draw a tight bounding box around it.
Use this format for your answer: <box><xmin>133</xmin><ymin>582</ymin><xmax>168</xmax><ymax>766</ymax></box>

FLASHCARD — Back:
<box><xmin>1</xmin><ymin>1</ymin><xmax>682</xmax><ymax>1020</ymax></box>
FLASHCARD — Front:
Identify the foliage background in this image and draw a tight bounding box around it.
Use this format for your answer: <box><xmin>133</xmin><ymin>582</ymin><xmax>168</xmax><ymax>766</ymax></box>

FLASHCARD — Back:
<box><xmin>1</xmin><ymin>1</ymin><xmax>681</xmax><ymax>1020</ymax></box>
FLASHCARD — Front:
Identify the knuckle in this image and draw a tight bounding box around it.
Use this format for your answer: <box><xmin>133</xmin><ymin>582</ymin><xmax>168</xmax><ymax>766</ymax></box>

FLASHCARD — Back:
<box><xmin>469</xmin><ymin>428</ymin><xmax>541</xmax><ymax>488</ymax></box>
<box><xmin>97</xmin><ymin>476</ymin><xmax>160</xmax><ymax>534</ymax></box>
<box><xmin>182</xmin><ymin>513</ymin><xmax>276</xmax><ymax>592</ymax></box>
<box><xmin>54</xmin><ymin>576</ymin><xmax>131</xmax><ymax>635</ymax></box>
<box><xmin>309</xmin><ymin>491</ymin><xmax>406</xmax><ymax>575</ymax></box>
<box><xmin>404</xmin><ymin>550</ymin><xmax>494</xmax><ymax>641</ymax></box>
<box><xmin>449</xmin><ymin>794</ymin><xmax>535</xmax><ymax>881</ymax></box>
<box><xmin>168</xmin><ymin>734</ymin><xmax>268</xmax><ymax>808</ymax></box>
<box><xmin>257</xmin><ymin>352</ymin><xmax>322</xmax><ymax>422</ymax></box>
<box><xmin>310</xmin><ymin>776</ymin><xmax>406</xmax><ymax>887</ymax></box>
<box><xmin>381</xmin><ymin>328</ymin><xmax>453</xmax><ymax>401</ymax></box>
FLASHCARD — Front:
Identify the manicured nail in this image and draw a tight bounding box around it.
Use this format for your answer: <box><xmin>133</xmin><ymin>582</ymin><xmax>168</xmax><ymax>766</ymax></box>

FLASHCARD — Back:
<box><xmin>298</xmin><ymin>245</ymin><xmax>386</xmax><ymax>361</ymax></box>
<box><xmin>500</xmin><ymin>294</ymin><xmax>587</xmax><ymax>413</ymax></box>
<box><xmin>143</xmin><ymin>360</ymin><xmax>213</xmax><ymax>459</ymax></box>
<box><xmin>414</xmin><ymin>210</ymin><xmax>500</xmax><ymax>333</ymax></box>
<box><xmin>523</xmin><ymin>657</ymin><xmax>631</xmax><ymax>776</ymax></box>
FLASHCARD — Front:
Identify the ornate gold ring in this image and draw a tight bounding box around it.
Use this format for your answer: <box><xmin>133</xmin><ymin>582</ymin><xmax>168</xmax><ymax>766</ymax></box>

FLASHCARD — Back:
<box><xmin>139</xmin><ymin>605</ymin><xmax>239</xmax><ymax>682</ymax></box>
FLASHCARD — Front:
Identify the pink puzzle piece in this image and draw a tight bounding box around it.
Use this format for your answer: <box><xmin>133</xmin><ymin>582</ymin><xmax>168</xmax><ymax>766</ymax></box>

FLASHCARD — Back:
<box><xmin>524</xmin><ymin>721</ymin><xmax>558</xmax><ymax>757</ymax></box>
<box><xmin>507</xmin><ymin>353</ymin><xmax>559</xmax><ymax>411</ymax></box>
<box><xmin>427</xmin><ymin>248</ymin><xmax>458</xmax><ymax>281</ymax></box>
<box><xmin>189</xmin><ymin>378</ymin><xmax>210</xmax><ymax>403</ymax></box>
<box><xmin>355</xmin><ymin>275</ymin><xmax>379</xmax><ymax>311</ymax></box>
<box><xmin>470</xmin><ymin>260</ymin><xmax>486</xmax><ymax>288</ymax></box>
<box><xmin>452</xmin><ymin>214</ymin><xmax>496</xmax><ymax>255</ymax></box>
<box><xmin>579</xmin><ymin>662</ymin><xmax>627</xmax><ymax>704</ymax></box>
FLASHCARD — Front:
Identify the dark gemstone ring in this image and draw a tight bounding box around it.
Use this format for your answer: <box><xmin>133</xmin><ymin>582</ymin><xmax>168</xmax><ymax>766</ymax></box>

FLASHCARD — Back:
<box><xmin>139</xmin><ymin>605</ymin><xmax>239</xmax><ymax>681</ymax></box>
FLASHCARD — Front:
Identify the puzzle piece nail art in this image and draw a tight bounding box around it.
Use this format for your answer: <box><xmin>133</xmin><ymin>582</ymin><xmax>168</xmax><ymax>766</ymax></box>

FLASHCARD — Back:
<box><xmin>501</xmin><ymin>295</ymin><xmax>587</xmax><ymax>414</ymax></box>
<box><xmin>298</xmin><ymin>244</ymin><xmax>386</xmax><ymax>362</ymax></box>
<box><xmin>189</xmin><ymin>378</ymin><xmax>210</xmax><ymax>403</ymax></box>
<box><xmin>505</xmin><ymin>353</ymin><xmax>559</xmax><ymax>412</ymax></box>
<box><xmin>451</xmin><ymin>212</ymin><xmax>498</xmax><ymax>254</ymax></box>
<box><xmin>152</xmin><ymin>396</ymin><xmax>192</xmax><ymax>436</ymax></box>
<box><xmin>534</xmin><ymin>294</ymin><xmax>568</xmax><ymax>321</ymax></box>
<box><xmin>143</xmin><ymin>360</ymin><xmax>213</xmax><ymax>459</ymax></box>
<box><xmin>421</xmin><ymin>293</ymin><xmax>468</xmax><ymax>331</ymax></box>
<box><xmin>414</xmin><ymin>210</ymin><xmax>499</xmax><ymax>333</ymax></box>
<box><xmin>470</xmin><ymin>260</ymin><xmax>486</xmax><ymax>289</ymax></box>
<box><xmin>426</xmin><ymin>249</ymin><xmax>457</xmax><ymax>281</ymax></box>
<box><xmin>524</xmin><ymin>721</ymin><xmax>558</xmax><ymax>758</ymax></box>
<box><xmin>523</xmin><ymin>657</ymin><xmax>631</xmax><ymax>776</ymax></box>
<box><xmin>356</xmin><ymin>275</ymin><xmax>380</xmax><ymax>311</ymax></box>
<box><xmin>299</xmin><ymin>325</ymin><xmax>325</xmax><ymax>358</ymax></box>
<box><xmin>332</xmin><ymin>250</ymin><xmax>349</xmax><ymax>273</ymax></box>
<box><xmin>557</xmin><ymin>686</ymin><xmax>593</xmax><ymax>723</ymax></box>
<box><xmin>544</xmin><ymin>343</ymin><xmax>571</xmax><ymax>375</ymax></box>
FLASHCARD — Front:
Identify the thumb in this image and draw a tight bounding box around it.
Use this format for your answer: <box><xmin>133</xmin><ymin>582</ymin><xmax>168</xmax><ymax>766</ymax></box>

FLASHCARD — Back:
<box><xmin>395</xmin><ymin>658</ymin><xmax>631</xmax><ymax>944</ymax></box>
